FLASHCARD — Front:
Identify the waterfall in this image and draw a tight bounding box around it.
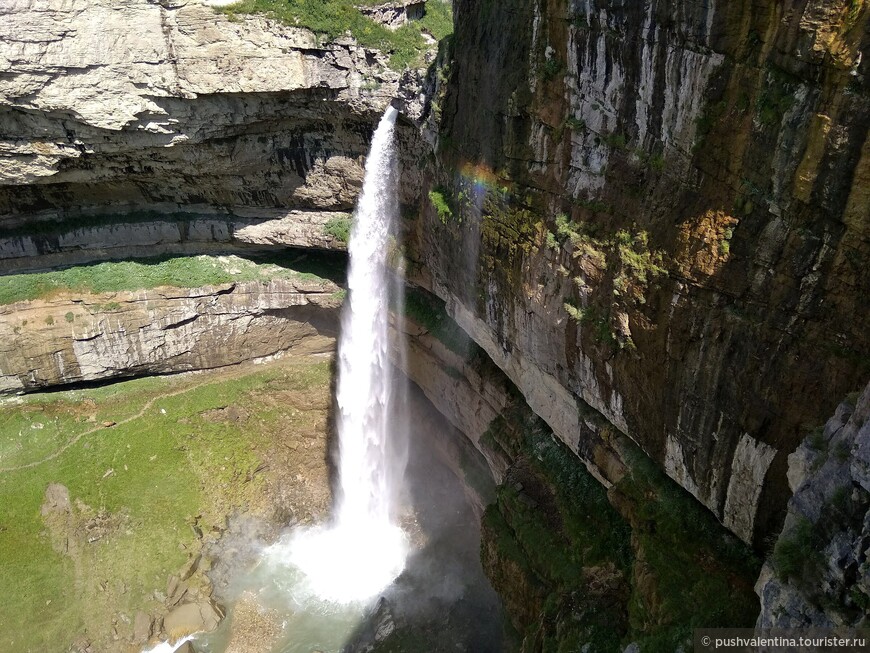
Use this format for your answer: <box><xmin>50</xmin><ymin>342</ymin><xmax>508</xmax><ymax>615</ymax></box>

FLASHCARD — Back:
<box><xmin>335</xmin><ymin>104</ymin><xmax>402</xmax><ymax>529</ymax></box>
<box><xmin>283</xmin><ymin>105</ymin><xmax>409</xmax><ymax>604</ymax></box>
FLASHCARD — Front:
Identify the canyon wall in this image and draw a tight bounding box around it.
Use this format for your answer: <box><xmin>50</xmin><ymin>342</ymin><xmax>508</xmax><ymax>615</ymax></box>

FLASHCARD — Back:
<box><xmin>0</xmin><ymin>0</ymin><xmax>427</xmax><ymax>238</ymax></box>
<box><xmin>409</xmin><ymin>0</ymin><xmax>870</xmax><ymax>544</ymax></box>
<box><xmin>2</xmin><ymin>0</ymin><xmax>869</xmax><ymax>641</ymax></box>
<box><xmin>0</xmin><ymin>211</ymin><xmax>348</xmax><ymax>273</ymax></box>
<box><xmin>756</xmin><ymin>381</ymin><xmax>870</xmax><ymax>629</ymax></box>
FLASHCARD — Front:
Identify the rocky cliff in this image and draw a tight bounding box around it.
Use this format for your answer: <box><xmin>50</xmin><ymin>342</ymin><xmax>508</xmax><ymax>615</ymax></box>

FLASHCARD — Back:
<box><xmin>3</xmin><ymin>0</ymin><xmax>869</xmax><ymax>646</ymax></box>
<box><xmin>410</xmin><ymin>0</ymin><xmax>870</xmax><ymax>545</ymax></box>
<box><xmin>0</xmin><ymin>0</ymin><xmax>427</xmax><ymax>234</ymax></box>
<box><xmin>396</xmin><ymin>290</ymin><xmax>760</xmax><ymax>651</ymax></box>
<box><xmin>0</xmin><ymin>277</ymin><xmax>339</xmax><ymax>392</ymax></box>
<box><xmin>0</xmin><ymin>210</ymin><xmax>349</xmax><ymax>273</ymax></box>
<box><xmin>757</xmin><ymin>382</ymin><xmax>870</xmax><ymax>627</ymax></box>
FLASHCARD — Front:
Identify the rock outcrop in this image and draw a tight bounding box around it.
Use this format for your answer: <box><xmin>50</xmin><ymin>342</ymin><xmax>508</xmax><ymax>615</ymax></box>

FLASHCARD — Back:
<box><xmin>163</xmin><ymin>599</ymin><xmax>224</xmax><ymax>639</ymax></box>
<box><xmin>0</xmin><ymin>210</ymin><xmax>349</xmax><ymax>273</ymax></box>
<box><xmin>757</xmin><ymin>383</ymin><xmax>870</xmax><ymax>627</ymax></box>
<box><xmin>0</xmin><ymin>278</ymin><xmax>339</xmax><ymax>393</ymax></box>
<box><xmin>0</xmin><ymin>0</ymin><xmax>425</xmax><ymax>230</ymax></box>
<box><xmin>410</xmin><ymin>0</ymin><xmax>870</xmax><ymax>544</ymax></box>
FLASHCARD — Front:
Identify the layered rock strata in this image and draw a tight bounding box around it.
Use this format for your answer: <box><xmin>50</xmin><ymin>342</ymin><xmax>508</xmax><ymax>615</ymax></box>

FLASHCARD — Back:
<box><xmin>0</xmin><ymin>0</ymin><xmax>425</xmax><ymax>228</ymax></box>
<box><xmin>0</xmin><ymin>278</ymin><xmax>339</xmax><ymax>393</ymax></box>
<box><xmin>0</xmin><ymin>210</ymin><xmax>349</xmax><ymax>273</ymax></box>
<box><xmin>394</xmin><ymin>291</ymin><xmax>760</xmax><ymax>651</ymax></box>
<box><xmin>411</xmin><ymin>0</ymin><xmax>870</xmax><ymax>544</ymax></box>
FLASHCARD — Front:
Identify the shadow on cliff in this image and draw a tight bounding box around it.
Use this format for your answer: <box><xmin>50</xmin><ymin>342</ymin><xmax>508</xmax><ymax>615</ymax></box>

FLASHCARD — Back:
<box><xmin>338</xmin><ymin>384</ymin><xmax>505</xmax><ymax>653</ymax></box>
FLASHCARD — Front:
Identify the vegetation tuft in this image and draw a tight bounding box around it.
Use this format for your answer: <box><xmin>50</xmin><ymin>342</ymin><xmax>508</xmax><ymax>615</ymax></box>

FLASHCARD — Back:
<box><xmin>481</xmin><ymin>390</ymin><xmax>761</xmax><ymax>652</ymax></box>
<box><xmin>614</xmin><ymin>444</ymin><xmax>761</xmax><ymax>650</ymax></box>
<box><xmin>403</xmin><ymin>287</ymin><xmax>476</xmax><ymax>357</ymax></box>
<box><xmin>218</xmin><ymin>0</ymin><xmax>453</xmax><ymax>69</ymax></box>
<box><xmin>772</xmin><ymin>517</ymin><xmax>825</xmax><ymax>583</ymax></box>
<box><xmin>428</xmin><ymin>188</ymin><xmax>455</xmax><ymax>224</ymax></box>
<box><xmin>324</xmin><ymin>215</ymin><xmax>353</xmax><ymax>244</ymax></box>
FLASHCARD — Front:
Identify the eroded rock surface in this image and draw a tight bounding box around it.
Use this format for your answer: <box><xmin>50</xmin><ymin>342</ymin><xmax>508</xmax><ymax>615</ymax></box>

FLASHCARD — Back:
<box><xmin>0</xmin><ymin>0</ymin><xmax>426</xmax><ymax>227</ymax></box>
<box><xmin>411</xmin><ymin>0</ymin><xmax>870</xmax><ymax>544</ymax></box>
<box><xmin>0</xmin><ymin>210</ymin><xmax>350</xmax><ymax>273</ymax></box>
<box><xmin>757</xmin><ymin>383</ymin><xmax>870</xmax><ymax>627</ymax></box>
<box><xmin>0</xmin><ymin>278</ymin><xmax>340</xmax><ymax>392</ymax></box>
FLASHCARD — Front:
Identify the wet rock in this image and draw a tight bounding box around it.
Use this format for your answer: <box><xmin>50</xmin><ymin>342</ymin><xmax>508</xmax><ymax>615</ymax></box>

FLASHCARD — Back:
<box><xmin>342</xmin><ymin>597</ymin><xmax>397</xmax><ymax>653</ymax></box>
<box><xmin>205</xmin><ymin>515</ymin><xmax>280</xmax><ymax>604</ymax></box>
<box><xmin>163</xmin><ymin>599</ymin><xmax>225</xmax><ymax>638</ymax></box>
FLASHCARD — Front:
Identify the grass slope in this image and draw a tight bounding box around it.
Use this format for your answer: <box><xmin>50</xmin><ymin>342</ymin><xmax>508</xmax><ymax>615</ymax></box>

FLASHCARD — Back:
<box><xmin>0</xmin><ymin>253</ymin><xmax>342</xmax><ymax>306</ymax></box>
<box><xmin>0</xmin><ymin>357</ymin><xmax>332</xmax><ymax>653</ymax></box>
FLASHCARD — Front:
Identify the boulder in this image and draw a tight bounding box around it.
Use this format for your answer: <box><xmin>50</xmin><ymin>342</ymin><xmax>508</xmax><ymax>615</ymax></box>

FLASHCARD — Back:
<box><xmin>132</xmin><ymin>611</ymin><xmax>152</xmax><ymax>643</ymax></box>
<box><xmin>164</xmin><ymin>599</ymin><xmax>224</xmax><ymax>638</ymax></box>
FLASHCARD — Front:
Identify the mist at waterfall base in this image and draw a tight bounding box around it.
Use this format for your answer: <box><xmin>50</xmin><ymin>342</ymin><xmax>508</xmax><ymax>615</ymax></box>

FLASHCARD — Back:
<box><xmin>193</xmin><ymin>387</ymin><xmax>503</xmax><ymax>653</ymax></box>
<box><xmin>273</xmin><ymin>104</ymin><xmax>409</xmax><ymax>605</ymax></box>
<box><xmin>175</xmin><ymin>106</ymin><xmax>504</xmax><ymax>652</ymax></box>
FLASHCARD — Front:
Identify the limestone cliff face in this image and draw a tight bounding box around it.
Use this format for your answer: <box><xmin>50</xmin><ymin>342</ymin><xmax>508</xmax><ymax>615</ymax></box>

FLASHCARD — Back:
<box><xmin>757</xmin><ymin>383</ymin><xmax>870</xmax><ymax>627</ymax></box>
<box><xmin>0</xmin><ymin>278</ymin><xmax>339</xmax><ymax>393</ymax></box>
<box><xmin>395</xmin><ymin>293</ymin><xmax>760</xmax><ymax>650</ymax></box>
<box><xmin>411</xmin><ymin>0</ymin><xmax>870</xmax><ymax>543</ymax></box>
<box><xmin>0</xmin><ymin>0</ymin><xmax>425</xmax><ymax>231</ymax></box>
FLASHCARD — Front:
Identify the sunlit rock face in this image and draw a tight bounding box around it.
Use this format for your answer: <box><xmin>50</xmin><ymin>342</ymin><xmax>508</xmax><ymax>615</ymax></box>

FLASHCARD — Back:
<box><xmin>0</xmin><ymin>278</ymin><xmax>340</xmax><ymax>393</ymax></box>
<box><xmin>0</xmin><ymin>0</ymin><xmax>426</xmax><ymax>231</ymax></box>
<box><xmin>411</xmin><ymin>0</ymin><xmax>870</xmax><ymax>544</ymax></box>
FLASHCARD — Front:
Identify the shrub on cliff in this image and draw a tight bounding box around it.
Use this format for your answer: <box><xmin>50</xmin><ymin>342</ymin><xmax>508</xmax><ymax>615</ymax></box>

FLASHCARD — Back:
<box><xmin>324</xmin><ymin>216</ymin><xmax>352</xmax><ymax>244</ymax></box>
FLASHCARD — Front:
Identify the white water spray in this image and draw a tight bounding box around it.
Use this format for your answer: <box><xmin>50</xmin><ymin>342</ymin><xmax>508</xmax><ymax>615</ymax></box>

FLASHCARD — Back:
<box><xmin>335</xmin><ymin>104</ymin><xmax>403</xmax><ymax>532</ymax></box>
<box><xmin>283</xmin><ymin>105</ymin><xmax>408</xmax><ymax>604</ymax></box>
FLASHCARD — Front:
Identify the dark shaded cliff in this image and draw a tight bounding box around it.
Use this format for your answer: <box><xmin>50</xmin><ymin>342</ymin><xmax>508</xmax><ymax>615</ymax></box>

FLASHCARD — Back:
<box><xmin>410</xmin><ymin>0</ymin><xmax>870</xmax><ymax>545</ymax></box>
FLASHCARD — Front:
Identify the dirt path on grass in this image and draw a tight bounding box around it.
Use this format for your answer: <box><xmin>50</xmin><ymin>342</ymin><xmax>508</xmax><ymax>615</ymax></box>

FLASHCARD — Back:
<box><xmin>0</xmin><ymin>380</ymin><xmax>214</xmax><ymax>474</ymax></box>
<box><xmin>1</xmin><ymin>352</ymin><xmax>336</xmax><ymax>653</ymax></box>
<box><xmin>0</xmin><ymin>354</ymin><xmax>333</xmax><ymax>475</ymax></box>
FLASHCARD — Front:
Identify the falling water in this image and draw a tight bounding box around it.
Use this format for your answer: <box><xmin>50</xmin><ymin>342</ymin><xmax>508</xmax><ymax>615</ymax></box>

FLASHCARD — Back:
<box><xmin>142</xmin><ymin>107</ymin><xmax>502</xmax><ymax>653</ymax></box>
<box><xmin>335</xmin><ymin>104</ymin><xmax>403</xmax><ymax>530</ymax></box>
<box><xmin>284</xmin><ymin>105</ymin><xmax>409</xmax><ymax>604</ymax></box>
